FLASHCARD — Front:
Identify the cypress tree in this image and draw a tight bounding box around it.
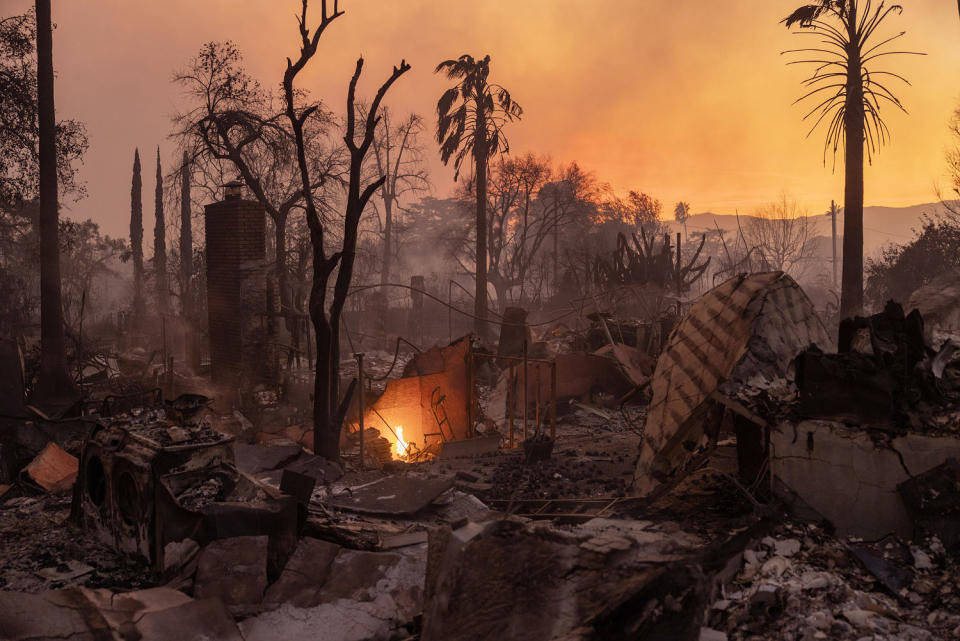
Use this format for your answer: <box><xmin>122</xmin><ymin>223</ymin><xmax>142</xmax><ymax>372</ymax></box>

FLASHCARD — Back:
<box><xmin>154</xmin><ymin>147</ymin><xmax>167</xmax><ymax>313</ymax></box>
<box><xmin>131</xmin><ymin>148</ymin><xmax>144</xmax><ymax>318</ymax></box>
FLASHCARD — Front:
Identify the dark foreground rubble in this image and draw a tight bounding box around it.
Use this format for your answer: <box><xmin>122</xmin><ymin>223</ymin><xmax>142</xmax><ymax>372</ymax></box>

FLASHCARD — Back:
<box><xmin>3</xmin><ymin>273</ymin><xmax>960</xmax><ymax>640</ymax></box>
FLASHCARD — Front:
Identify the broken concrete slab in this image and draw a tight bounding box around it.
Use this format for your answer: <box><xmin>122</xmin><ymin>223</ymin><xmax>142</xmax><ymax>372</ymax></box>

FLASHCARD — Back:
<box><xmin>438</xmin><ymin>435</ymin><xmax>500</xmax><ymax>459</ymax></box>
<box><xmin>0</xmin><ymin>586</ymin><xmax>243</xmax><ymax>641</ymax></box>
<box><xmin>772</xmin><ymin>420</ymin><xmax>960</xmax><ymax>538</ymax></box>
<box><xmin>898</xmin><ymin>458</ymin><xmax>960</xmax><ymax>548</ymax></box>
<box><xmin>284</xmin><ymin>453</ymin><xmax>343</xmax><ymax>485</ymax></box>
<box><xmin>242</xmin><ymin>546</ymin><xmax>426</xmax><ymax>641</ymax></box>
<box><xmin>634</xmin><ymin>272</ymin><xmax>831</xmax><ymax>497</ymax></box>
<box><xmin>262</xmin><ymin>537</ymin><xmax>341</xmax><ymax>609</ymax></box>
<box><xmin>325</xmin><ymin>475</ymin><xmax>454</xmax><ymax>516</ymax></box>
<box><xmin>19</xmin><ymin>442</ymin><xmax>77</xmax><ymax>493</ymax></box>
<box><xmin>421</xmin><ymin>519</ymin><xmax>707</xmax><ymax>641</ymax></box>
<box><xmin>194</xmin><ymin>535</ymin><xmax>268</xmax><ymax>615</ymax></box>
<box><xmin>236</xmin><ymin>443</ymin><xmax>303</xmax><ymax>475</ymax></box>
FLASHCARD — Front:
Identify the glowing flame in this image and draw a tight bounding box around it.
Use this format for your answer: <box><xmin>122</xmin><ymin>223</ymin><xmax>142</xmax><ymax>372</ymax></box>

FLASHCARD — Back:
<box><xmin>394</xmin><ymin>426</ymin><xmax>407</xmax><ymax>458</ymax></box>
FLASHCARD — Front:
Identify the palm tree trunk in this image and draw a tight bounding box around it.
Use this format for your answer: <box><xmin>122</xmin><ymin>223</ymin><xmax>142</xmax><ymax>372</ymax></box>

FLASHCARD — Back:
<box><xmin>34</xmin><ymin>0</ymin><xmax>75</xmax><ymax>402</ymax></box>
<box><xmin>474</xmin><ymin>143</ymin><xmax>489</xmax><ymax>342</ymax></box>
<box><xmin>840</xmin><ymin>16</ymin><xmax>865</xmax><ymax>320</ymax></box>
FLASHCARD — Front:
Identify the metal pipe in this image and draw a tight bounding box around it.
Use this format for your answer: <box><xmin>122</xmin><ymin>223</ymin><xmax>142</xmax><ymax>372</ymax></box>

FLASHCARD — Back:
<box><xmin>355</xmin><ymin>352</ymin><xmax>365</xmax><ymax>470</ymax></box>
<box><xmin>469</xmin><ymin>352</ymin><xmax>554</xmax><ymax>365</ymax></box>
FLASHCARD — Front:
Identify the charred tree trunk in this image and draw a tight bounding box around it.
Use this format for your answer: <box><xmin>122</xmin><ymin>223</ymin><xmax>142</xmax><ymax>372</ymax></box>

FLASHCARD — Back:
<box><xmin>33</xmin><ymin>0</ymin><xmax>75</xmax><ymax>402</ymax></box>
<box><xmin>840</xmin><ymin>10</ymin><xmax>865</xmax><ymax>320</ymax></box>
<box><xmin>380</xmin><ymin>193</ymin><xmax>393</xmax><ymax>285</ymax></box>
<box><xmin>474</xmin><ymin>124</ymin><xmax>489</xmax><ymax>342</ymax></box>
<box><xmin>277</xmin><ymin>1</ymin><xmax>408</xmax><ymax>460</ymax></box>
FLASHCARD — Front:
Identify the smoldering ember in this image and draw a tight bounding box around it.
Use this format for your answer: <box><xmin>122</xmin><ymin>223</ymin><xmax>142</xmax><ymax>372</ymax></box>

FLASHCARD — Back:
<box><xmin>5</xmin><ymin>2</ymin><xmax>960</xmax><ymax>641</ymax></box>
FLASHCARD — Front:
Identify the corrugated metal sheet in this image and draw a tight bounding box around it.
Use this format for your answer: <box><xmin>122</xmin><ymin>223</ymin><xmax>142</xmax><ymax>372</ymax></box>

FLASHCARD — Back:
<box><xmin>633</xmin><ymin>272</ymin><xmax>831</xmax><ymax>496</ymax></box>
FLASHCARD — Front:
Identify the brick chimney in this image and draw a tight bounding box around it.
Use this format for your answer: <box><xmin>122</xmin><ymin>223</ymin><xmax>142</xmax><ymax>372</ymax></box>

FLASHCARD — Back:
<box><xmin>204</xmin><ymin>184</ymin><xmax>268</xmax><ymax>388</ymax></box>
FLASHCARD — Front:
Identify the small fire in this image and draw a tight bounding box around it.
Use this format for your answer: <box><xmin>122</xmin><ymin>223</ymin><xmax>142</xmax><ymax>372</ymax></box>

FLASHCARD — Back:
<box><xmin>394</xmin><ymin>426</ymin><xmax>408</xmax><ymax>458</ymax></box>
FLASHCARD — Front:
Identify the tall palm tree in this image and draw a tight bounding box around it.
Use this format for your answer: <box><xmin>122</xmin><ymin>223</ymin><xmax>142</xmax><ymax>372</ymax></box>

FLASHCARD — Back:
<box><xmin>435</xmin><ymin>55</ymin><xmax>522</xmax><ymax>341</ymax></box>
<box><xmin>34</xmin><ymin>0</ymin><xmax>75</xmax><ymax>402</ymax></box>
<box><xmin>782</xmin><ymin>0</ymin><xmax>920</xmax><ymax>319</ymax></box>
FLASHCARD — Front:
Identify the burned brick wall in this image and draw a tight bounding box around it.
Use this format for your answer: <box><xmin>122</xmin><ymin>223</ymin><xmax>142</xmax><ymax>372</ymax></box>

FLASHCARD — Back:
<box><xmin>204</xmin><ymin>195</ymin><xmax>269</xmax><ymax>388</ymax></box>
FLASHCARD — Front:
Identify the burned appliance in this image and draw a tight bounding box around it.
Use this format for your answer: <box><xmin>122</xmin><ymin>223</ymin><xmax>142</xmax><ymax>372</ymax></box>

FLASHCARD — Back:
<box><xmin>74</xmin><ymin>400</ymin><xmax>296</xmax><ymax>575</ymax></box>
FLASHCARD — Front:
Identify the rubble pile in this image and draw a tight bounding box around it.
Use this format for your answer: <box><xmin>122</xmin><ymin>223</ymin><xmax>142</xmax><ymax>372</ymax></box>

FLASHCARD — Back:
<box><xmin>796</xmin><ymin>301</ymin><xmax>960</xmax><ymax>434</ymax></box>
<box><xmin>709</xmin><ymin>524</ymin><xmax>960</xmax><ymax>641</ymax></box>
<box><xmin>4</xmin><ymin>272</ymin><xmax>960</xmax><ymax>640</ymax></box>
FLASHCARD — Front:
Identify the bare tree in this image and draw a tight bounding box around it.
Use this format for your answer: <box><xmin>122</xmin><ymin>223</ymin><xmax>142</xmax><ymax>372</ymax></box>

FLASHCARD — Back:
<box><xmin>172</xmin><ymin>41</ymin><xmax>343</xmax><ymax>337</ymax></box>
<box><xmin>742</xmin><ymin>194</ymin><xmax>817</xmax><ymax>279</ymax></box>
<box><xmin>366</xmin><ymin>107</ymin><xmax>429</xmax><ymax>284</ymax></box>
<box><xmin>483</xmin><ymin>153</ymin><xmax>551</xmax><ymax>307</ymax></box>
<box><xmin>277</xmin><ymin>0</ymin><xmax>410</xmax><ymax>459</ymax></box>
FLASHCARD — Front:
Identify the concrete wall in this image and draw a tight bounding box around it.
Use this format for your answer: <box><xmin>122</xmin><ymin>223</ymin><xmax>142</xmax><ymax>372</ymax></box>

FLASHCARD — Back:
<box><xmin>772</xmin><ymin>420</ymin><xmax>960</xmax><ymax>539</ymax></box>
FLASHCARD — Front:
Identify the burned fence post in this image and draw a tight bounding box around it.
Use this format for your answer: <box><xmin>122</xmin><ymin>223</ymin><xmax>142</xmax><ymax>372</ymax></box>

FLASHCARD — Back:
<box><xmin>355</xmin><ymin>352</ymin><xmax>365</xmax><ymax>470</ymax></box>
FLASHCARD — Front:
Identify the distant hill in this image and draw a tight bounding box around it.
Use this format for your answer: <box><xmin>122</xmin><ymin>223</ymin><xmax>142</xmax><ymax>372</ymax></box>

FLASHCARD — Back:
<box><xmin>669</xmin><ymin>202</ymin><xmax>953</xmax><ymax>259</ymax></box>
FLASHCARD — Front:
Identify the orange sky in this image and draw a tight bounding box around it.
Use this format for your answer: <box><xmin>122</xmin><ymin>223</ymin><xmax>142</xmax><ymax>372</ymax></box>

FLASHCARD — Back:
<box><xmin>8</xmin><ymin>0</ymin><xmax>960</xmax><ymax>238</ymax></box>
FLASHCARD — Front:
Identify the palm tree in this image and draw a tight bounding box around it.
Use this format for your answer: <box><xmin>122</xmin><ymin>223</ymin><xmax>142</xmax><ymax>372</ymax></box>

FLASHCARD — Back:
<box><xmin>782</xmin><ymin>0</ymin><xmax>920</xmax><ymax>319</ymax></box>
<box><xmin>674</xmin><ymin>201</ymin><xmax>690</xmax><ymax>240</ymax></box>
<box><xmin>435</xmin><ymin>55</ymin><xmax>522</xmax><ymax>341</ymax></box>
<box><xmin>34</xmin><ymin>0</ymin><xmax>75</xmax><ymax>402</ymax></box>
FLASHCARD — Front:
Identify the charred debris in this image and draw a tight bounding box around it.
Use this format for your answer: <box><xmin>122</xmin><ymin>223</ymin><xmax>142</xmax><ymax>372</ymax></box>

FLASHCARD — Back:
<box><xmin>2</xmin><ymin>271</ymin><xmax>960</xmax><ymax>641</ymax></box>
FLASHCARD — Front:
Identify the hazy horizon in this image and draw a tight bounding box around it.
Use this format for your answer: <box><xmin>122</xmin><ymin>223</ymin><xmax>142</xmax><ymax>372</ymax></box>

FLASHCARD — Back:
<box><xmin>6</xmin><ymin>0</ymin><xmax>960</xmax><ymax>240</ymax></box>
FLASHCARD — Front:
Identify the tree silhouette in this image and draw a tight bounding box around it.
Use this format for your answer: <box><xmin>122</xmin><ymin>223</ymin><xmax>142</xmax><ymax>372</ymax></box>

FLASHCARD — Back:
<box><xmin>153</xmin><ymin>147</ymin><xmax>167</xmax><ymax>314</ymax></box>
<box><xmin>674</xmin><ymin>201</ymin><xmax>690</xmax><ymax>240</ymax></box>
<box><xmin>435</xmin><ymin>54</ymin><xmax>521</xmax><ymax>341</ymax></box>
<box><xmin>782</xmin><ymin>0</ymin><xmax>920</xmax><ymax>318</ymax></box>
<box><xmin>367</xmin><ymin>107</ymin><xmax>429</xmax><ymax>285</ymax></box>
<box><xmin>130</xmin><ymin>149</ymin><xmax>144</xmax><ymax>318</ymax></box>
<box><xmin>278</xmin><ymin>0</ymin><xmax>410</xmax><ymax>459</ymax></box>
<box><xmin>178</xmin><ymin>151</ymin><xmax>193</xmax><ymax>319</ymax></box>
<box><xmin>172</xmin><ymin>41</ymin><xmax>342</xmax><ymax>341</ymax></box>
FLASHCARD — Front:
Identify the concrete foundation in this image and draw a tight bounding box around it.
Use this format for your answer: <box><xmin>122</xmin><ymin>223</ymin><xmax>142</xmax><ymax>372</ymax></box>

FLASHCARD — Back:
<box><xmin>771</xmin><ymin>420</ymin><xmax>960</xmax><ymax>539</ymax></box>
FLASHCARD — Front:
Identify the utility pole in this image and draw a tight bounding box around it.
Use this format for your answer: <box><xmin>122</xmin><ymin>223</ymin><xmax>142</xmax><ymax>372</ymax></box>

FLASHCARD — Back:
<box><xmin>827</xmin><ymin>200</ymin><xmax>839</xmax><ymax>289</ymax></box>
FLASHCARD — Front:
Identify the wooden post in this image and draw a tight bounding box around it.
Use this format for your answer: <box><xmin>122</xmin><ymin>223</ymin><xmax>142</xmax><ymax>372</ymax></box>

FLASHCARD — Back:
<box><xmin>466</xmin><ymin>347</ymin><xmax>474</xmax><ymax>438</ymax></box>
<box><xmin>534</xmin><ymin>363</ymin><xmax>541</xmax><ymax>434</ymax></box>
<box><xmin>550</xmin><ymin>361</ymin><xmax>557</xmax><ymax>440</ymax></box>
<box><xmin>508</xmin><ymin>365</ymin><xmax>515</xmax><ymax>448</ymax></box>
<box><xmin>676</xmin><ymin>232</ymin><xmax>682</xmax><ymax>294</ymax></box>
<box><xmin>355</xmin><ymin>352</ymin><xmax>365</xmax><ymax>469</ymax></box>
<box><xmin>522</xmin><ymin>340</ymin><xmax>528</xmax><ymax>442</ymax></box>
